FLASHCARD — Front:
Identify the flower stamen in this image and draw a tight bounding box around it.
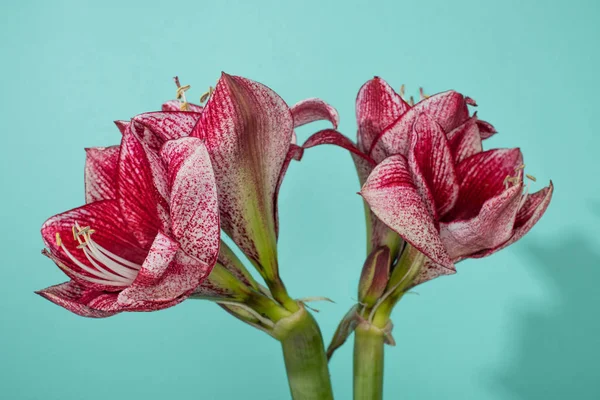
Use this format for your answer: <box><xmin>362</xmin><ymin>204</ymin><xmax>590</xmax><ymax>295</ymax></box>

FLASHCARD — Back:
<box><xmin>174</xmin><ymin>76</ymin><xmax>191</xmax><ymax>111</ymax></box>
<box><xmin>54</xmin><ymin>224</ymin><xmax>142</xmax><ymax>286</ymax></box>
<box><xmin>200</xmin><ymin>86</ymin><xmax>214</xmax><ymax>104</ymax></box>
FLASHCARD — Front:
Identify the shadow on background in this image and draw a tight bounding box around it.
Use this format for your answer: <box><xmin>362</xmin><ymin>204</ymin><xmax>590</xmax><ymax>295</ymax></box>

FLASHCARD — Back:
<box><xmin>490</xmin><ymin>226</ymin><xmax>600</xmax><ymax>399</ymax></box>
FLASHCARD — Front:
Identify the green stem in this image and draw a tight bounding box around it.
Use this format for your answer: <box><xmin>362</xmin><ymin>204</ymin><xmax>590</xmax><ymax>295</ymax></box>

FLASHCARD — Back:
<box><xmin>353</xmin><ymin>323</ymin><xmax>385</xmax><ymax>400</ymax></box>
<box><xmin>274</xmin><ymin>306</ymin><xmax>334</xmax><ymax>400</ymax></box>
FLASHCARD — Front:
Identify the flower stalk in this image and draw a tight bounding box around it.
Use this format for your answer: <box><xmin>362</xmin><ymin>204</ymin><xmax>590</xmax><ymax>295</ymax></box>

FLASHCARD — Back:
<box><xmin>273</xmin><ymin>305</ymin><xmax>334</xmax><ymax>400</ymax></box>
<box><xmin>354</xmin><ymin>322</ymin><xmax>385</xmax><ymax>400</ymax></box>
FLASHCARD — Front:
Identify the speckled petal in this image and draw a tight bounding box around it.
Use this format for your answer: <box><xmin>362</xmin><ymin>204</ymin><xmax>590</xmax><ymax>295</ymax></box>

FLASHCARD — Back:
<box><xmin>369</xmin><ymin>91</ymin><xmax>470</xmax><ymax>162</ymax></box>
<box><xmin>36</xmin><ymin>281</ymin><xmax>120</xmax><ymax>318</ymax></box>
<box><xmin>162</xmin><ymin>100</ymin><xmax>204</xmax><ymax>113</ymax></box>
<box><xmin>291</xmin><ymin>98</ymin><xmax>339</xmax><ymax>128</ymax></box>
<box><xmin>446</xmin><ymin>117</ymin><xmax>483</xmax><ymax>163</ymax></box>
<box><xmin>356</xmin><ymin>77</ymin><xmax>410</xmax><ymax>152</ymax></box>
<box><xmin>85</xmin><ymin>146</ymin><xmax>119</xmax><ymax>203</ymax></box>
<box><xmin>191</xmin><ymin>73</ymin><xmax>293</xmax><ymax>268</ymax></box>
<box><xmin>360</xmin><ymin>155</ymin><xmax>453</xmax><ymax>268</ymax></box>
<box><xmin>160</xmin><ymin>137</ymin><xmax>220</xmax><ymax>266</ymax></box>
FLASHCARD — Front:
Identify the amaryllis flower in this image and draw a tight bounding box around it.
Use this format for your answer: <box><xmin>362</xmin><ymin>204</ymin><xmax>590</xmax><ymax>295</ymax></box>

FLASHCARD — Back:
<box><xmin>89</xmin><ymin>74</ymin><xmax>337</xmax><ymax>304</ymax></box>
<box><xmin>360</xmin><ymin>113</ymin><xmax>553</xmax><ymax>286</ymax></box>
<box><xmin>145</xmin><ymin>74</ymin><xmax>337</xmax><ymax>289</ymax></box>
<box><xmin>303</xmin><ymin>77</ymin><xmax>551</xmax><ymax>286</ymax></box>
<box><xmin>37</xmin><ymin>120</ymin><xmax>221</xmax><ymax>317</ymax></box>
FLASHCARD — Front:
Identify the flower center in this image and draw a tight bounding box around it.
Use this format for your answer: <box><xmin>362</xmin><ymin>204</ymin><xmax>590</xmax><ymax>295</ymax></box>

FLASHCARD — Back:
<box><xmin>54</xmin><ymin>223</ymin><xmax>141</xmax><ymax>287</ymax></box>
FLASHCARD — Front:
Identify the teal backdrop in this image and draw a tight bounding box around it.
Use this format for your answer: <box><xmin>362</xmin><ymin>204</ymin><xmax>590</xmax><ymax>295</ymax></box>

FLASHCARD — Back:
<box><xmin>1</xmin><ymin>1</ymin><xmax>598</xmax><ymax>399</ymax></box>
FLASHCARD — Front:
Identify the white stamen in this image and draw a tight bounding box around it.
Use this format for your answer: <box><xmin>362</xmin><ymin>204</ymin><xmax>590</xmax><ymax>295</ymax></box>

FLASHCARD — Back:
<box><xmin>57</xmin><ymin>224</ymin><xmax>141</xmax><ymax>286</ymax></box>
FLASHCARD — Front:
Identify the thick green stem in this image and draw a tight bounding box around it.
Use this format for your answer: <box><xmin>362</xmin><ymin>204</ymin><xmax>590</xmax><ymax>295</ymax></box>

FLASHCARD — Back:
<box><xmin>354</xmin><ymin>323</ymin><xmax>385</xmax><ymax>400</ymax></box>
<box><xmin>274</xmin><ymin>306</ymin><xmax>334</xmax><ymax>400</ymax></box>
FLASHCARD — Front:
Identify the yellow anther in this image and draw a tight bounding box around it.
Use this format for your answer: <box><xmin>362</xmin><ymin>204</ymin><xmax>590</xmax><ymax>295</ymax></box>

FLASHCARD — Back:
<box><xmin>72</xmin><ymin>226</ymin><xmax>77</xmax><ymax>240</ymax></box>
<box><xmin>409</xmin><ymin>96</ymin><xmax>415</xmax><ymax>106</ymax></box>
<box><xmin>55</xmin><ymin>233</ymin><xmax>62</xmax><ymax>247</ymax></box>
<box><xmin>175</xmin><ymin>84</ymin><xmax>191</xmax><ymax>99</ymax></box>
<box><xmin>200</xmin><ymin>86</ymin><xmax>214</xmax><ymax>103</ymax></box>
<box><xmin>419</xmin><ymin>87</ymin><xmax>429</xmax><ymax>100</ymax></box>
<box><xmin>399</xmin><ymin>84</ymin><xmax>405</xmax><ymax>98</ymax></box>
<box><xmin>526</xmin><ymin>174</ymin><xmax>537</xmax><ymax>182</ymax></box>
<box><xmin>77</xmin><ymin>226</ymin><xmax>91</xmax><ymax>236</ymax></box>
<box><xmin>76</xmin><ymin>243</ymin><xmax>88</xmax><ymax>249</ymax></box>
<box><xmin>174</xmin><ymin>76</ymin><xmax>190</xmax><ymax>111</ymax></box>
<box><xmin>515</xmin><ymin>164</ymin><xmax>525</xmax><ymax>171</ymax></box>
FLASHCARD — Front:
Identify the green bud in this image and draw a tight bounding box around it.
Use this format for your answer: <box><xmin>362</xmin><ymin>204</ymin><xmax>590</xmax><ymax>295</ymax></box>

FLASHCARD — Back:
<box><xmin>358</xmin><ymin>246</ymin><xmax>391</xmax><ymax>307</ymax></box>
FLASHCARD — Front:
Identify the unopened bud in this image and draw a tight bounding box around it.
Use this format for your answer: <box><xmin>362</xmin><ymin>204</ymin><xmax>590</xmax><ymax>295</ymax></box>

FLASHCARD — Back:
<box><xmin>358</xmin><ymin>246</ymin><xmax>391</xmax><ymax>307</ymax></box>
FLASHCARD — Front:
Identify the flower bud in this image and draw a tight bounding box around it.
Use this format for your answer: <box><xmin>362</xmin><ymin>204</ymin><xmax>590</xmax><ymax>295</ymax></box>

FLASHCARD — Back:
<box><xmin>358</xmin><ymin>246</ymin><xmax>391</xmax><ymax>307</ymax></box>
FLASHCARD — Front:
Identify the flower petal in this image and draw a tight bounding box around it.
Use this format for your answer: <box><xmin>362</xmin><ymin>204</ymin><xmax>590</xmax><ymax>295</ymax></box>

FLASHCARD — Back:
<box><xmin>117</xmin><ymin>129</ymin><xmax>170</xmax><ymax>247</ymax></box>
<box><xmin>477</xmin><ymin>119</ymin><xmax>497</xmax><ymax>139</ymax></box>
<box><xmin>472</xmin><ymin>182</ymin><xmax>553</xmax><ymax>258</ymax></box>
<box><xmin>369</xmin><ymin>91</ymin><xmax>470</xmax><ymax>162</ymax></box>
<box><xmin>409</xmin><ymin>260</ymin><xmax>457</xmax><ymax>288</ymax></box>
<box><xmin>160</xmin><ymin>137</ymin><xmax>220</xmax><ymax>266</ymax></box>
<box><xmin>291</xmin><ymin>98</ymin><xmax>339</xmax><ymax>128</ymax></box>
<box><xmin>41</xmin><ymin>200</ymin><xmax>146</xmax><ymax>291</ymax></box>
<box><xmin>85</xmin><ymin>146</ymin><xmax>119</xmax><ymax>203</ymax></box>
<box><xmin>36</xmin><ymin>281</ymin><xmax>120</xmax><ymax>318</ymax></box>
<box><xmin>446</xmin><ymin>117</ymin><xmax>483</xmax><ymax>163</ymax></box>
<box><xmin>408</xmin><ymin>114</ymin><xmax>459</xmax><ymax>220</ymax></box>
<box><xmin>162</xmin><ymin>100</ymin><xmax>204</xmax><ymax>113</ymax></box>
<box><xmin>445</xmin><ymin>148</ymin><xmax>524</xmax><ymax>221</ymax></box>
<box><xmin>360</xmin><ymin>155</ymin><xmax>453</xmax><ymax>268</ymax></box>
<box><xmin>130</xmin><ymin>111</ymin><xmax>200</xmax><ymax>153</ymax></box>
<box><xmin>356</xmin><ymin>77</ymin><xmax>409</xmax><ymax>152</ymax></box>
<box><xmin>303</xmin><ymin>129</ymin><xmax>376</xmax><ymax>167</ymax></box>
<box><xmin>440</xmin><ymin>184</ymin><xmax>523</xmax><ymax>259</ymax></box>
<box><xmin>114</xmin><ymin>120</ymin><xmax>130</xmax><ymax>135</ymax></box>
<box><xmin>191</xmin><ymin>73</ymin><xmax>293</xmax><ymax>268</ymax></box>
<box><xmin>118</xmin><ymin>232</ymin><xmax>207</xmax><ymax>305</ymax></box>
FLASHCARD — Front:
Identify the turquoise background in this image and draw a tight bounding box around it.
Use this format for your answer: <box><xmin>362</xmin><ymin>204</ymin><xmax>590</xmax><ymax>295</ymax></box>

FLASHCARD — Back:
<box><xmin>1</xmin><ymin>0</ymin><xmax>598</xmax><ymax>398</ymax></box>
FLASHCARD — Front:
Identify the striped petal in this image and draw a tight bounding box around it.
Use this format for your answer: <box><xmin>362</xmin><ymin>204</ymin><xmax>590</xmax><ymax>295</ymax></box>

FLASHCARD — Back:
<box><xmin>446</xmin><ymin>117</ymin><xmax>483</xmax><ymax>163</ymax></box>
<box><xmin>369</xmin><ymin>91</ymin><xmax>470</xmax><ymax>162</ymax></box>
<box><xmin>440</xmin><ymin>184</ymin><xmax>523</xmax><ymax>259</ymax></box>
<box><xmin>291</xmin><ymin>98</ymin><xmax>339</xmax><ymax>128</ymax></box>
<box><xmin>117</xmin><ymin>128</ymin><xmax>170</xmax><ymax>247</ymax></box>
<box><xmin>445</xmin><ymin>148</ymin><xmax>524</xmax><ymax>221</ymax></box>
<box><xmin>356</xmin><ymin>77</ymin><xmax>409</xmax><ymax>152</ymax></box>
<box><xmin>408</xmin><ymin>114</ymin><xmax>459</xmax><ymax>220</ymax></box>
<box><xmin>85</xmin><ymin>146</ymin><xmax>119</xmax><ymax>203</ymax></box>
<box><xmin>360</xmin><ymin>155</ymin><xmax>453</xmax><ymax>268</ymax></box>
<box><xmin>36</xmin><ymin>281</ymin><xmax>120</xmax><ymax>318</ymax></box>
<box><xmin>191</xmin><ymin>73</ymin><xmax>293</xmax><ymax>269</ymax></box>
<box><xmin>472</xmin><ymin>182</ymin><xmax>553</xmax><ymax>258</ymax></box>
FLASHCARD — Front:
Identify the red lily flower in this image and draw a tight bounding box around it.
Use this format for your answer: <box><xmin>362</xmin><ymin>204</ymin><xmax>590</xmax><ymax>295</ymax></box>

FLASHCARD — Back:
<box><xmin>183</xmin><ymin>74</ymin><xmax>337</xmax><ymax>276</ymax></box>
<box><xmin>303</xmin><ymin>77</ymin><xmax>551</xmax><ymax>286</ymax></box>
<box><xmin>303</xmin><ymin>77</ymin><xmax>494</xmax><ymax>255</ymax></box>
<box><xmin>360</xmin><ymin>114</ymin><xmax>553</xmax><ymax>286</ymax></box>
<box><xmin>38</xmin><ymin>120</ymin><xmax>220</xmax><ymax>317</ymax></box>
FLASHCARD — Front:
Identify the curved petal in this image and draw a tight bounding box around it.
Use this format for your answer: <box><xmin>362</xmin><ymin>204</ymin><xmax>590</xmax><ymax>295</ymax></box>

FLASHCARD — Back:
<box><xmin>360</xmin><ymin>155</ymin><xmax>453</xmax><ymax>268</ymax></box>
<box><xmin>369</xmin><ymin>91</ymin><xmax>470</xmax><ymax>162</ymax></box>
<box><xmin>291</xmin><ymin>98</ymin><xmax>339</xmax><ymax>128</ymax></box>
<box><xmin>119</xmin><ymin>233</ymin><xmax>212</xmax><ymax>306</ymax></box>
<box><xmin>356</xmin><ymin>77</ymin><xmax>409</xmax><ymax>152</ymax></box>
<box><xmin>162</xmin><ymin>100</ymin><xmax>204</xmax><ymax>113</ymax></box>
<box><xmin>36</xmin><ymin>281</ymin><xmax>120</xmax><ymax>318</ymax></box>
<box><xmin>41</xmin><ymin>200</ymin><xmax>146</xmax><ymax>291</ymax></box>
<box><xmin>85</xmin><ymin>146</ymin><xmax>119</xmax><ymax>203</ymax></box>
<box><xmin>118</xmin><ymin>129</ymin><xmax>170</xmax><ymax>247</ymax></box>
<box><xmin>440</xmin><ymin>184</ymin><xmax>523</xmax><ymax>259</ymax></box>
<box><xmin>191</xmin><ymin>73</ymin><xmax>293</xmax><ymax>268</ymax></box>
<box><xmin>446</xmin><ymin>148</ymin><xmax>524</xmax><ymax>221</ymax></box>
<box><xmin>303</xmin><ymin>129</ymin><xmax>376</xmax><ymax>166</ymax></box>
<box><xmin>114</xmin><ymin>120</ymin><xmax>130</xmax><ymax>135</ymax></box>
<box><xmin>130</xmin><ymin>111</ymin><xmax>201</xmax><ymax>153</ymax></box>
<box><xmin>161</xmin><ymin>137</ymin><xmax>220</xmax><ymax>266</ymax></box>
<box><xmin>477</xmin><ymin>119</ymin><xmax>497</xmax><ymax>139</ymax></box>
<box><xmin>408</xmin><ymin>114</ymin><xmax>459</xmax><ymax>220</ymax></box>
<box><xmin>409</xmin><ymin>260</ymin><xmax>457</xmax><ymax>288</ymax></box>
<box><xmin>472</xmin><ymin>182</ymin><xmax>553</xmax><ymax>258</ymax></box>
<box><xmin>446</xmin><ymin>117</ymin><xmax>483</xmax><ymax>163</ymax></box>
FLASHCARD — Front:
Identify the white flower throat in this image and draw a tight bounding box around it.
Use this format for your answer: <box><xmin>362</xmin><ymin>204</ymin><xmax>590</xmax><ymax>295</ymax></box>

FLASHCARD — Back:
<box><xmin>54</xmin><ymin>223</ymin><xmax>141</xmax><ymax>286</ymax></box>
